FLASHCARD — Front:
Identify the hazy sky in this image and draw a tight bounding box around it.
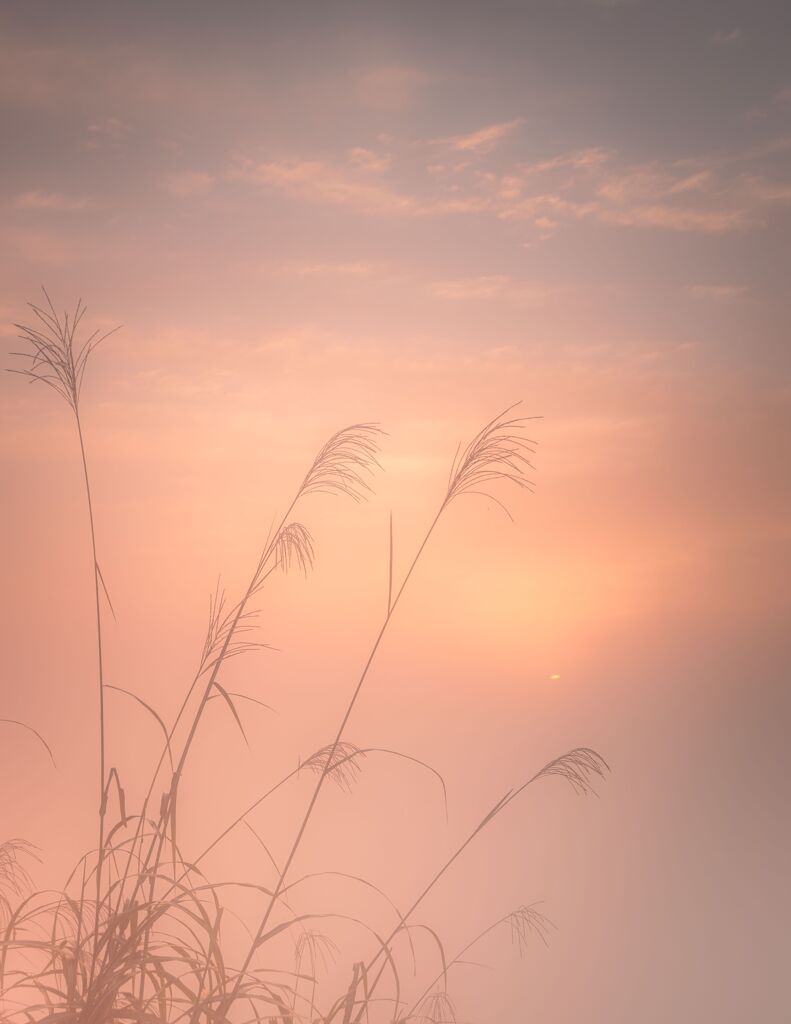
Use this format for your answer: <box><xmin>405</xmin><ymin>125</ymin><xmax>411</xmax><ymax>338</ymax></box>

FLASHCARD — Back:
<box><xmin>1</xmin><ymin>2</ymin><xmax>789</xmax><ymax>1022</ymax></box>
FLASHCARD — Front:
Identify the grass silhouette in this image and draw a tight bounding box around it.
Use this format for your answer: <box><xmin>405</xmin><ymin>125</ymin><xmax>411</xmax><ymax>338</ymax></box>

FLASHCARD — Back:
<box><xmin>1</xmin><ymin>292</ymin><xmax>608</xmax><ymax>1023</ymax></box>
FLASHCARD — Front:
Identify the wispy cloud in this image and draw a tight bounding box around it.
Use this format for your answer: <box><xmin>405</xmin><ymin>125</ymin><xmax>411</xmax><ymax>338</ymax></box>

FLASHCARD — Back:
<box><xmin>774</xmin><ymin>87</ymin><xmax>791</xmax><ymax>109</ymax></box>
<box><xmin>709</xmin><ymin>28</ymin><xmax>743</xmax><ymax>47</ymax></box>
<box><xmin>5</xmin><ymin>227</ymin><xmax>80</xmax><ymax>264</ymax></box>
<box><xmin>86</xmin><ymin>115</ymin><xmax>132</xmax><ymax>150</ymax></box>
<box><xmin>599</xmin><ymin>204</ymin><xmax>750</xmax><ymax>232</ymax></box>
<box><xmin>687</xmin><ymin>284</ymin><xmax>748</xmax><ymax>301</ymax></box>
<box><xmin>13</xmin><ymin>191</ymin><xmax>93</xmax><ymax>212</ymax></box>
<box><xmin>348</xmin><ymin>146</ymin><xmax>392</xmax><ymax>173</ymax></box>
<box><xmin>161</xmin><ymin>171</ymin><xmax>215</xmax><ymax>196</ymax></box>
<box><xmin>439</xmin><ymin>119</ymin><xmax>523</xmax><ymax>155</ymax></box>
<box><xmin>284</xmin><ymin>260</ymin><xmax>383</xmax><ymax>277</ymax></box>
<box><xmin>493</xmin><ymin>149</ymin><xmax>782</xmax><ymax>233</ymax></box>
<box><xmin>231</xmin><ymin>132</ymin><xmax>785</xmax><ymax>237</ymax></box>
<box><xmin>519</xmin><ymin>147</ymin><xmax>612</xmax><ymax>176</ymax></box>
<box><xmin>352</xmin><ymin>65</ymin><xmax>430</xmax><ymax>111</ymax></box>
<box><xmin>429</xmin><ymin>274</ymin><xmax>556</xmax><ymax>305</ymax></box>
<box><xmin>230</xmin><ymin>157</ymin><xmax>421</xmax><ymax>214</ymax></box>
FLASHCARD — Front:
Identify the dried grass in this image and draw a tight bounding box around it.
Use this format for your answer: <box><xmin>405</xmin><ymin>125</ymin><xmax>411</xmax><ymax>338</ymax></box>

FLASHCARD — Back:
<box><xmin>1</xmin><ymin>294</ymin><xmax>608</xmax><ymax>1023</ymax></box>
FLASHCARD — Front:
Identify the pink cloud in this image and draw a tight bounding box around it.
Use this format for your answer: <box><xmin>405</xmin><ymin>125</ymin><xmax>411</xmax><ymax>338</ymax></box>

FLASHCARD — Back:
<box><xmin>13</xmin><ymin>191</ymin><xmax>93</xmax><ymax>212</ymax></box>
<box><xmin>86</xmin><ymin>116</ymin><xmax>132</xmax><ymax>150</ymax></box>
<box><xmin>348</xmin><ymin>147</ymin><xmax>392</xmax><ymax>173</ymax></box>
<box><xmin>162</xmin><ymin>171</ymin><xmax>215</xmax><ymax>196</ymax></box>
<box><xmin>230</xmin><ymin>132</ymin><xmax>786</xmax><ymax>236</ymax></box>
<box><xmin>352</xmin><ymin>65</ymin><xmax>430</xmax><ymax>111</ymax></box>
<box><xmin>429</xmin><ymin>274</ymin><xmax>556</xmax><ymax>305</ymax></box>
<box><xmin>231</xmin><ymin>158</ymin><xmax>421</xmax><ymax>214</ymax></box>
<box><xmin>709</xmin><ymin>28</ymin><xmax>743</xmax><ymax>47</ymax></box>
<box><xmin>599</xmin><ymin>204</ymin><xmax>752</xmax><ymax>232</ymax></box>
<box><xmin>687</xmin><ymin>284</ymin><xmax>748</xmax><ymax>301</ymax></box>
<box><xmin>519</xmin><ymin>147</ymin><xmax>613</xmax><ymax>176</ymax></box>
<box><xmin>440</xmin><ymin>118</ymin><xmax>523</xmax><ymax>154</ymax></box>
<box><xmin>285</xmin><ymin>260</ymin><xmax>382</xmax><ymax>276</ymax></box>
<box><xmin>6</xmin><ymin>227</ymin><xmax>79</xmax><ymax>264</ymax></box>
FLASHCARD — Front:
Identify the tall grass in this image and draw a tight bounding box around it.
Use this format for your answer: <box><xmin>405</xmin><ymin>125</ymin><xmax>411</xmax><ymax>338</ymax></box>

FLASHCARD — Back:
<box><xmin>1</xmin><ymin>292</ymin><xmax>608</xmax><ymax>1024</ymax></box>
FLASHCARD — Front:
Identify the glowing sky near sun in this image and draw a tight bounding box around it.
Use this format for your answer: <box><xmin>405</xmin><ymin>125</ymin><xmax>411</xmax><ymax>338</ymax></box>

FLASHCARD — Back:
<box><xmin>0</xmin><ymin>2</ymin><xmax>789</xmax><ymax>1022</ymax></box>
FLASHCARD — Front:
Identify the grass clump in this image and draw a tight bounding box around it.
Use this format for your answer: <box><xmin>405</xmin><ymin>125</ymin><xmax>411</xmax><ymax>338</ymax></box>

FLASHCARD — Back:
<box><xmin>1</xmin><ymin>292</ymin><xmax>608</xmax><ymax>1023</ymax></box>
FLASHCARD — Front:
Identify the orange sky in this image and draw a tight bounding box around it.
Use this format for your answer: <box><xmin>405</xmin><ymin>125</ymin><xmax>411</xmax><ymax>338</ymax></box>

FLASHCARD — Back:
<box><xmin>1</xmin><ymin>3</ymin><xmax>790</xmax><ymax>1022</ymax></box>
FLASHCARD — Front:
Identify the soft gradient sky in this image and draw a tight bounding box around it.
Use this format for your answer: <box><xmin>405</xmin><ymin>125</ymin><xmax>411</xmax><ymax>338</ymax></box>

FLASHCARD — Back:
<box><xmin>1</xmin><ymin>2</ymin><xmax>789</xmax><ymax>1021</ymax></box>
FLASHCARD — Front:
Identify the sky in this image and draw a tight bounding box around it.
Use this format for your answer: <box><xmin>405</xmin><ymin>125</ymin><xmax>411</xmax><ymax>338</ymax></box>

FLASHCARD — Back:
<box><xmin>0</xmin><ymin>1</ymin><xmax>789</xmax><ymax>1021</ymax></box>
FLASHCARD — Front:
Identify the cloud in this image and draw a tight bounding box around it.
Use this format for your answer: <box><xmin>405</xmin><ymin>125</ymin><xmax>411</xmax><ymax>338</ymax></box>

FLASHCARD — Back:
<box><xmin>440</xmin><ymin>119</ymin><xmax>523</xmax><ymax>155</ymax></box>
<box><xmin>231</xmin><ymin>157</ymin><xmax>421</xmax><ymax>215</ymax></box>
<box><xmin>519</xmin><ymin>147</ymin><xmax>612</xmax><ymax>176</ymax></box>
<box><xmin>594</xmin><ymin>164</ymin><xmax>718</xmax><ymax>204</ymax></box>
<box><xmin>348</xmin><ymin>147</ymin><xmax>391</xmax><ymax>173</ymax></box>
<box><xmin>86</xmin><ymin>116</ymin><xmax>132</xmax><ymax>150</ymax></box>
<box><xmin>162</xmin><ymin>171</ymin><xmax>214</xmax><ymax>196</ymax></box>
<box><xmin>429</xmin><ymin>275</ymin><xmax>556</xmax><ymax>305</ymax></box>
<box><xmin>709</xmin><ymin>28</ymin><xmax>743</xmax><ymax>47</ymax></box>
<box><xmin>740</xmin><ymin>176</ymin><xmax>791</xmax><ymax>203</ymax></box>
<box><xmin>231</xmin><ymin>152</ymin><xmax>491</xmax><ymax>217</ymax></box>
<box><xmin>6</xmin><ymin>227</ymin><xmax>79</xmax><ymax>264</ymax></box>
<box><xmin>667</xmin><ymin>170</ymin><xmax>714</xmax><ymax>194</ymax></box>
<box><xmin>232</xmin><ymin>129</ymin><xmax>787</xmax><ymax>236</ymax></box>
<box><xmin>595</xmin><ymin>202</ymin><xmax>752</xmax><ymax>233</ymax></box>
<box><xmin>576</xmin><ymin>159</ymin><xmax>759</xmax><ymax>232</ymax></box>
<box><xmin>501</xmin><ymin>149</ymin><xmax>774</xmax><ymax>233</ymax></box>
<box><xmin>287</xmin><ymin>260</ymin><xmax>381</xmax><ymax>276</ymax></box>
<box><xmin>13</xmin><ymin>191</ymin><xmax>92</xmax><ymax>212</ymax></box>
<box><xmin>687</xmin><ymin>284</ymin><xmax>748</xmax><ymax>301</ymax></box>
<box><xmin>352</xmin><ymin>65</ymin><xmax>429</xmax><ymax>111</ymax></box>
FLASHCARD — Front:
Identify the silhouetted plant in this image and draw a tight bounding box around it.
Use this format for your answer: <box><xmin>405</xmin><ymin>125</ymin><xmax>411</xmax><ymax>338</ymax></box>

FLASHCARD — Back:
<box><xmin>1</xmin><ymin>292</ymin><xmax>608</xmax><ymax>1023</ymax></box>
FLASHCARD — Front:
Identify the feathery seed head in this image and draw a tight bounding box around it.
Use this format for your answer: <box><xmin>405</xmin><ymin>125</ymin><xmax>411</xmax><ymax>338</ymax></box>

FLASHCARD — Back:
<box><xmin>274</xmin><ymin>521</ymin><xmax>315</xmax><ymax>575</ymax></box>
<box><xmin>505</xmin><ymin>903</ymin><xmax>554</xmax><ymax>952</ymax></box>
<box><xmin>294</xmin><ymin>929</ymin><xmax>339</xmax><ymax>970</ymax></box>
<box><xmin>534</xmin><ymin>747</ymin><xmax>609</xmax><ymax>796</ymax></box>
<box><xmin>446</xmin><ymin>403</ymin><xmax>539</xmax><ymax>519</ymax></box>
<box><xmin>299</xmin><ymin>742</ymin><xmax>367</xmax><ymax>792</ymax></box>
<box><xmin>0</xmin><ymin>840</ymin><xmax>37</xmax><ymax>927</ymax></box>
<box><xmin>299</xmin><ymin>423</ymin><xmax>383</xmax><ymax>503</ymax></box>
<box><xmin>417</xmin><ymin>990</ymin><xmax>457</xmax><ymax>1024</ymax></box>
<box><xmin>11</xmin><ymin>290</ymin><xmax>119</xmax><ymax>414</ymax></box>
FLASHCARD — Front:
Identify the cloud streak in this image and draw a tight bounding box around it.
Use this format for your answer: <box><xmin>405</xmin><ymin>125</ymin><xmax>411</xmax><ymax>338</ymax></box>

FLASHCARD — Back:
<box><xmin>230</xmin><ymin>133</ymin><xmax>788</xmax><ymax>236</ymax></box>
<box><xmin>438</xmin><ymin>118</ymin><xmax>523</xmax><ymax>154</ymax></box>
<box><xmin>13</xmin><ymin>191</ymin><xmax>93</xmax><ymax>212</ymax></box>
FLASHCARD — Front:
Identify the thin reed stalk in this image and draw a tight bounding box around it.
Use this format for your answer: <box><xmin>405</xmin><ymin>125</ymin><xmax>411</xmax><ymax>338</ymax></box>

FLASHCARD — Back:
<box><xmin>338</xmin><ymin>749</ymin><xmax>608</xmax><ymax>1022</ymax></box>
<box><xmin>221</xmin><ymin>405</ymin><xmax>542</xmax><ymax>1015</ymax></box>
<box><xmin>11</xmin><ymin>291</ymin><xmax>119</xmax><ymax>973</ymax></box>
<box><xmin>3</xmin><ymin>298</ymin><xmax>608</xmax><ymax>1024</ymax></box>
